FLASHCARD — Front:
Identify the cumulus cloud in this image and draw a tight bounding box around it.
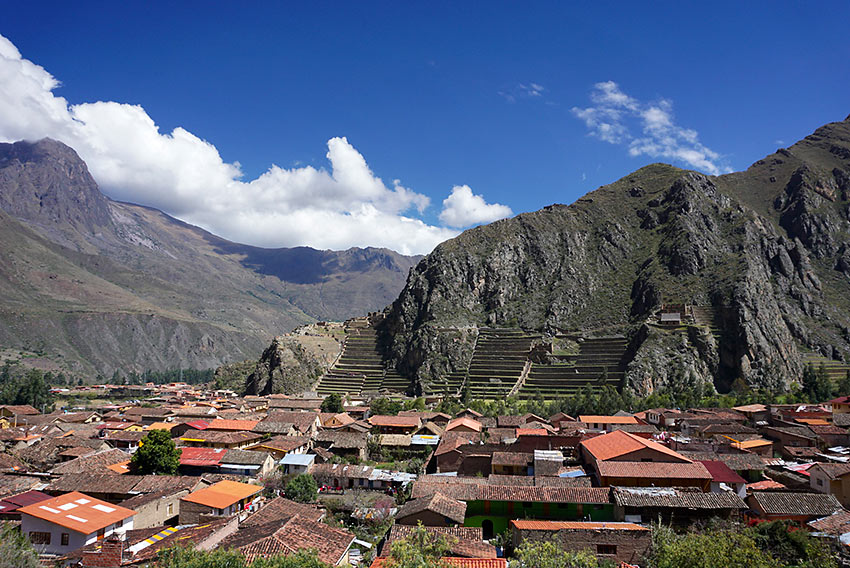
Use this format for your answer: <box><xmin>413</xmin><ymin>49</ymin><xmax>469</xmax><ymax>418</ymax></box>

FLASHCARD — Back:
<box><xmin>439</xmin><ymin>185</ymin><xmax>513</xmax><ymax>228</ymax></box>
<box><xmin>0</xmin><ymin>34</ymin><xmax>492</xmax><ymax>255</ymax></box>
<box><xmin>571</xmin><ymin>81</ymin><xmax>731</xmax><ymax>175</ymax></box>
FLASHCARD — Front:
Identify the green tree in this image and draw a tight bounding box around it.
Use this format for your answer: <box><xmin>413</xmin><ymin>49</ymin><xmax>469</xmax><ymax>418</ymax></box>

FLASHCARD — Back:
<box><xmin>130</xmin><ymin>429</ymin><xmax>180</xmax><ymax>475</ymax></box>
<box><xmin>801</xmin><ymin>363</ymin><xmax>832</xmax><ymax>402</ymax></box>
<box><xmin>648</xmin><ymin>523</ymin><xmax>772</xmax><ymax>568</ymax></box>
<box><xmin>286</xmin><ymin>473</ymin><xmax>318</xmax><ymax>503</ymax></box>
<box><xmin>370</xmin><ymin>397</ymin><xmax>403</xmax><ymax>416</ymax></box>
<box><xmin>511</xmin><ymin>539</ymin><xmax>600</xmax><ymax>568</ymax></box>
<box><xmin>156</xmin><ymin>545</ymin><xmax>331</xmax><ymax>568</ymax></box>
<box><xmin>385</xmin><ymin>522</ymin><xmax>455</xmax><ymax>568</ymax></box>
<box><xmin>253</xmin><ymin>550</ymin><xmax>333</xmax><ymax>568</ymax></box>
<box><xmin>745</xmin><ymin>520</ymin><xmax>836</xmax><ymax>568</ymax></box>
<box><xmin>838</xmin><ymin>370</ymin><xmax>850</xmax><ymax>398</ymax></box>
<box><xmin>0</xmin><ymin>522</ymin><xmax>41</xmax><ymax>568</ymax></box>
<box><xmin>321</xmin><ymin>393</ymin><xmax>344</xmax><ymax>413</ymax></box>
<box><xmin>156</xmin><ymin>546</ymin><xmax>247</xmax><ymax>568</ymax></box>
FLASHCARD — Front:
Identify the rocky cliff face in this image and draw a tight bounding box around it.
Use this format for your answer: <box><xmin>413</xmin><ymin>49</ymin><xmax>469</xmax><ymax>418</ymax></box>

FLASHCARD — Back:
<box><xmin>381</xmin><ymin>116</ymin><xmax>850</xmax><ymax>395</ymax></box>
<box><xmin>244</xmin><ymin>336</ymin><xmax>326</xmax><ymax>395</ymax></box>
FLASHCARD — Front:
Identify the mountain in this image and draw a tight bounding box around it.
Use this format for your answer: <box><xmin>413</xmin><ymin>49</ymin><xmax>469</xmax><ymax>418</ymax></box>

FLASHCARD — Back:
<box><xmin>380</xmin><ymin>115</ymin><xmax>850</xmax><ymax>396</ymax></box>
<box><xmin>0</xmin><ymin>138</ymin><xmax>419</xmax><ymax>377</ymax></box>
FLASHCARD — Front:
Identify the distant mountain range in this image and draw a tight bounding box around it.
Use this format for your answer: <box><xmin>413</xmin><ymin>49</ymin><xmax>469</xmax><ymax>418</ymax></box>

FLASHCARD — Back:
<box><xmin>0</xmin><ymin>138</ymin><xmax>419</xmax><ymax>377</ymax></box>
<box><xmin>380</xmin><ymin>115</ymin><xmax>850</xmax><ymax>396</ymax></box>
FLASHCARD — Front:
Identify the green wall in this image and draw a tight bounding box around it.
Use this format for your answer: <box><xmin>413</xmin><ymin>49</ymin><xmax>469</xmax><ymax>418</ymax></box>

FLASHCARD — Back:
<box><xmin>463</xmin><ymin>500</ymin><xmax>615</xmax><ymax>536</ymax></box>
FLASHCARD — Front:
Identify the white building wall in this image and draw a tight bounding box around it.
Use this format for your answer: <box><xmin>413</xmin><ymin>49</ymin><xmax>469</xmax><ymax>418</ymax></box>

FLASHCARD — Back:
<box><xmin>21</xmin><ymin>514</ymin><xmax>134</xmax><ymax>555</ymax></box>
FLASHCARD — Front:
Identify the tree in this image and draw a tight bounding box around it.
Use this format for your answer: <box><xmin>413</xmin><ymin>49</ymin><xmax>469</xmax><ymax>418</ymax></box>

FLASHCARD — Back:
<box><xmin>370</xmin><ymin>397</ymin><xmax>403</xmax><ymax>416</ymax></box>
<box><xmin>156</xmin><ymin>546</ymin><xmax>331</xmax><ymax>568</ymax></box>
<box><xmin>510</xmin><ymin>539</ymin><xmax>600</xmax><ymax>568</ymax></box>
<box><xmin>131</xmin><ymin>429</ymin><xmax>180</xmax><ymax>475</ymax></box>
<box><xmin>839</xmin><ymin>370</ymin><xmax>850</xmax><ymax>398</ymax></box>
<box><xmin>648</xmin><ymin>522</ymin><xmax>773</xmax><ymax>568</ymax></box>
<box><xmin>745</xmin><ymin>520</ymin><xmax>836</xmax><ymax>568</ymax></box>
<box><xmin>0</xmin><ymin>522</ymin><xmax>41</xmax><ymax>568</ymax></box>
<box><xmin>321</xmin><ymin>393</ymin><xmax>344</xmax><ymax>413</ymax></box>
<box><xmin>385</xmin><ymin>522</ymin><xmax>455</xmax><ymax>568</ymax></box>
<box><xmin>286</xmin><ymin>473</ymin><xmax>318</xmax><ymax>503</ymax></box>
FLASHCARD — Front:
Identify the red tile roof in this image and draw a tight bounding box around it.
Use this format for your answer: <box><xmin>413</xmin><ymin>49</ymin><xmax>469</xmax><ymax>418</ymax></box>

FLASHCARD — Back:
<box><xmin>746</xmin><ymin>479</ymin><xmax>786</xmax><ymax>491</ymax></box>
<box><xmin>446</xmin><ymin>417</ymin><xmax>483</xmax><ymax>432</ymax></box>
<box><xmin>579</xmin><ymin>415</ymin><xmax>638</xmax><ymax>424</ymax></box>
<box><xmin>580</xmin><ymin>430</ymin><xmax>690</xmax><ymax>463</ymax></box>
<box><xmin>370</xmin><ymin>415</ymin><xmax>422</xmax><ymax>428</ymax></box>
<box><xmin>515</xmin><ymin>428</ymin><xmax>548</xmax><ymax>437</ymax></box>
<box><xmin>596</xmin><ymin>461</ymin><xmax>711</xmax><ymax>480</ymax></box>
<box><xmin>206</xmin><ymin>419</ymin><xmax>260</xmax><ymax>431</ymax></box>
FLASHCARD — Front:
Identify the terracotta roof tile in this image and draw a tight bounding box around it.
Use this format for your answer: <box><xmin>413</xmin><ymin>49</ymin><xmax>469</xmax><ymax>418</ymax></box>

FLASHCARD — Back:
<box><xmin>596</xmin><ymin>461</ymin><xmax>711</xmax><ymax>480</ymax></box>
<box><xmin>243</xmin><ymin>497</ymin><xmax>324</xmax><ymax>526</ymax></box>
<box><xmin>580</xmin><ymin>430</ymin><xmax>689</xmax><ymax>463</ymax></box>
<box><xmin>50</xmin><ymin>448</ymin><xmax>129</xmax><ymax>475</ymax></box>
<box><xmin>370</xmin><ymin>415</ymin><xmax>422</xmax><ymax>428</ymax></box>
<box><xmin>750</xmin><ymin>491</ymin><xmax>842</xmax><ymax>517</ymax></box>
<box><xmin>396</xmin><ymin>492</ymin><xmax>467</xmax><ymax>524</ymax></box>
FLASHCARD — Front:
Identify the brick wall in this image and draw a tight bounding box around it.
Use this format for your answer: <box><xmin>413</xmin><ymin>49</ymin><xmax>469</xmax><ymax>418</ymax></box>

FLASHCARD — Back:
<box><xmin>513</xmin><ymin>527</ymin><xmax>651</xmax><ymax>565</ymax></box>
<box><xmin>179</xmin><ymin>500</ymin><xmax>216</xmax><ymax>524</ymax></box>
<box><xmin>82</xmin><ymin>537</ymin><xmax>123</xmax><ymax>568</ymax></box>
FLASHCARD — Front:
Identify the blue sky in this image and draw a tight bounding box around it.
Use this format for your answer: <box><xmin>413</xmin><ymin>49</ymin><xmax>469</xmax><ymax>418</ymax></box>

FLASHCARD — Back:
<box><xmin>1</xmin><ymin>1</ymin><xmax>848</xmax><ymax>254</ymax></box>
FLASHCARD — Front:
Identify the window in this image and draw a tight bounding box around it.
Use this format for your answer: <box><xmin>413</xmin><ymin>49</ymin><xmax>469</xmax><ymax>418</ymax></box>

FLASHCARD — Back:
<box><xmin>593</xmin><ymin>504</ymin><xmax>605</xmax><ymax>510</ymax></box>
<box><xmin>522</xmin><ymin>502</ymin><xmax>532</xmax><ymax>508</ymax></box>
<box><xmin>597</xmin><ymin>544</ymin><xmax>617</xmax><ymax>555</ymax></box>
<box><xmin>817</xmin><ymin>478</ymin><xmax>824</xmax><ymax>486</ymax></box>
<box><xmin>61</xmin><ymin>533</ymin><xmax>69</xmax><ymax>546</ymax></box>
<box><xmin>29</xmin><ymin>532</ymin><xmax>51</xmax><ymax>545</ymax></box>
<box><xmin>557</xmin><ymin>503</ymin><xmax>568</xmax><ymax>509</ymax></box>
<box><xmin>167</xmin><ymin>502</ymin><xmax>174</xmax><ymax>516</ymax></box>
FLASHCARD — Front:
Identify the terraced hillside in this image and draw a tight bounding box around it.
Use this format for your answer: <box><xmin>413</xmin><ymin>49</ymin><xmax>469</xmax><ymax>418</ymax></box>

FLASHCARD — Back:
<box><xmin>464</xmin><ymin>328</ymin><xmax>538</xmax><ymax>399</ymax></box>
<box><xmin>517</xmin><ymin>336</ymin><xmax>627</xmax><ymax>399</ymax></box>
<box><xmin>315</xmin><ymin>319</ymin><xmax>413</xmax><ymax>396</ymax></box>
<box><xmin>801</xmin><ymin>350</ymin><xmax>850</xmax><ymax>384</ymax></box>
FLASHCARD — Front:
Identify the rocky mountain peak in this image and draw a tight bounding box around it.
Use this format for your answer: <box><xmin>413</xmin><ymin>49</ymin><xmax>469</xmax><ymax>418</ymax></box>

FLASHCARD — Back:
<box><xmin>379</xmin><ymin>115</ymin><xmax>850</xmax><ymax>397</ymax></box>
<box><xmin>0</xmin><ymin>138</ymin><xmax>113</xmax><ymax>241</ymax></box>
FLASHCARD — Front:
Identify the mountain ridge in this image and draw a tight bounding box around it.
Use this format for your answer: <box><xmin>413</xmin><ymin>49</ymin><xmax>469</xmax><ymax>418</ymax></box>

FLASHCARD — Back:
<box><xmin>0</xmin><ymin>138</ymin><xmax>420</xmax><ymax>378</ymax></box>
<box><xmin>378</xmin><ymin>115</ymin><xmax>850</xmax><ymax>397</ymax></box>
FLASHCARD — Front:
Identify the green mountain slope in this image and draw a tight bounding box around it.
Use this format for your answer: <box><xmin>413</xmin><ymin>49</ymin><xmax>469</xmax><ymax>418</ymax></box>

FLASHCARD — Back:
<box><xmin>380</xmin><ymin>116</ymin><xmax>850</xmax><ymax>396</ymax></box>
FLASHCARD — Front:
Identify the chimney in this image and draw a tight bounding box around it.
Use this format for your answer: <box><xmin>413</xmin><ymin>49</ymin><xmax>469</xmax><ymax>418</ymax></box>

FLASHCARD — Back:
<box><xmin>81</xmin><ymin>536</ymin><xmax>124</xmax><ymax>567</ymax></box>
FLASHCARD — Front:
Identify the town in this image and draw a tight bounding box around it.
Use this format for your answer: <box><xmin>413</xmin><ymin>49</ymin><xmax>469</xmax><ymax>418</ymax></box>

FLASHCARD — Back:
<box><xmin>1</xmin><ymin>378</ymin><xmax>849</xmax><ymax>567</ymax></box>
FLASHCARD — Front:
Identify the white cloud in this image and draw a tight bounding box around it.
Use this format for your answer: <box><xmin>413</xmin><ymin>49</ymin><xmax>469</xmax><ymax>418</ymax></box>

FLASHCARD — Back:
<box><xmin>571</xmin><ymin>81</ymin><xmax>731</xmax><ymax>175</ymax></box>
<box><xmin>499</xmin><ymin>82</ymin><xmax>546</xmax><ymax>103</ymax></box>
<box><xmin>0</xmin><ymin>34</ymin><xmax>484</xmax><ymax>255</ymax></box>
<box><xmin>439</xmin><ymin>185</ymin><xmax>512</xmax><ymax>228</ymax></box>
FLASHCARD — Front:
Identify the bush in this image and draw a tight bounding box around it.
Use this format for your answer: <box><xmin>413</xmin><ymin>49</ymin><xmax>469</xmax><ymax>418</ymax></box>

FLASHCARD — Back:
<box><xmin>286</xmin><ymin>474</ymin><xmax>318</xmax><ymax>503</ymax></box>
<box><xmin>0</xmin><ymin>522</ymin><xmax>40</xmax><ymax>568</ymax></box>
<box><xmin>130</xmin><ymin>429</ymin><xmax>180</xmax><ymax>475</ymax></box>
